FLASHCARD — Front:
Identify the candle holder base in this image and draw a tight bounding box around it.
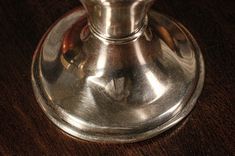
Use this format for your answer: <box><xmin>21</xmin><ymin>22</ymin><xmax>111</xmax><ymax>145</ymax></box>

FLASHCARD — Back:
<box><xmin>32</xmin><ymin>8</ymin><xmax>204</xmax><ymax>143</ymax></box>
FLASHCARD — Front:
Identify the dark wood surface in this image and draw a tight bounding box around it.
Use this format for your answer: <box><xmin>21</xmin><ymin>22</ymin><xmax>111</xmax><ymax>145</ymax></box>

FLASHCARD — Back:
<box><xmin>0</xmin><ymin>0</ymin><xmax>234</xmax><ymax>155</ymax></box>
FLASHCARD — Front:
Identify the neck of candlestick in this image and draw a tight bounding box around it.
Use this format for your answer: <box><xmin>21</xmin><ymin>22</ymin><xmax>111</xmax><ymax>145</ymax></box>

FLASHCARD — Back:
<box><xmin>80</xmin><ymin>0</ymin><xmax>154</xmax><ymax>39</ymax></box>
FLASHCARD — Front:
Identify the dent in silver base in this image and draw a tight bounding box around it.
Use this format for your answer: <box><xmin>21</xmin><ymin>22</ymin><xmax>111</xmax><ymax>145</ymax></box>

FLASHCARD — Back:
<box><xmin>32</xmin><ymin>8</ymin><xmax>204</xmax><ymax>143</ymax></box>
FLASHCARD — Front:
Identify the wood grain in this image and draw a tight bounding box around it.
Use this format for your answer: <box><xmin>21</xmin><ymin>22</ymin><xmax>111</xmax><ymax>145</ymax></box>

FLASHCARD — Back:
<box><xmin>0</xmin><ymin>0</ymin><xmax>234</xmax><ymax>155</ymax></box>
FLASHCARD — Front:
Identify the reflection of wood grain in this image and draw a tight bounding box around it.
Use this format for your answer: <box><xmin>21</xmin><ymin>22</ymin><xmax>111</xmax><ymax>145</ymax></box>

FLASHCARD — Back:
<box><xmin>157</xmin><ymin>26</ymin><xmax>175</xmax><ymax>50</ymax></box>
<box><xmin>0</xmin><ymin>0</ymin><xmax>234</xmax><ymax>155</ymax></box>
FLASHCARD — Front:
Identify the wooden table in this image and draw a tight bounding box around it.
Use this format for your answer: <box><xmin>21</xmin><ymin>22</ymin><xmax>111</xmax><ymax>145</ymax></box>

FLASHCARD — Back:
<box><xmin>0</xmin><ymin>0</ymin><xmax>234</xmax><ymax>155</ymax></box>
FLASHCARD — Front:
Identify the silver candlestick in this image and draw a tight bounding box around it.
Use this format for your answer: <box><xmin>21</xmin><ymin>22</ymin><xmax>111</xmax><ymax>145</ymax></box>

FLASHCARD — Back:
<box><xmin>32</xmin><ymin>0</ymin><xmax>204</xmax><ymax>143</ymax></box>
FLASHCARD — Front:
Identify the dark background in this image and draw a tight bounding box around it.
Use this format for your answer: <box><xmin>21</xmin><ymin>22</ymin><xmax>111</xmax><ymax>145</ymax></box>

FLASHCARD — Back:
<box><xmin>0</xmin><ymin>0</ymin><xmax>234</xmax><ymax>155</ymax></box>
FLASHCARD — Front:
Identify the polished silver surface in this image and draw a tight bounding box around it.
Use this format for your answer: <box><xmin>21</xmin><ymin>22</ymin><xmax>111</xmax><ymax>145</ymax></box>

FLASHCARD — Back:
<box><xmin>32</xmin><ymin>0</ymin><xmax>204</xmax><ymax>143</ymax></box>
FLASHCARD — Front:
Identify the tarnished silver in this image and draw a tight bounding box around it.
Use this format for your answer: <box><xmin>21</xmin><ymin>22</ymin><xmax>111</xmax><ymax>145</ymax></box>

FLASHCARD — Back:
<box><xmin>32</xmin><ymin>0</ymin><xmax>204</xmax><ymax>143</ymax></box>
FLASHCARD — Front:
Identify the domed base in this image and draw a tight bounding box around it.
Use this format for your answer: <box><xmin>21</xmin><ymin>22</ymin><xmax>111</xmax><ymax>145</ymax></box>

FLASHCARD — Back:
<box><xmin>32</xmin><ymin>8</ymin><xmax>204</xmax><ymax>143</ymax></box>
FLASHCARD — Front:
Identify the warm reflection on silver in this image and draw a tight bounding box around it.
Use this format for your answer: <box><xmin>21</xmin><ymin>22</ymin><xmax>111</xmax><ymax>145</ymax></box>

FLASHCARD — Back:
<box><xmin>32</xmin><ymin>0</ymin><xmax>204</xmax><ymax>143</ymax></box>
